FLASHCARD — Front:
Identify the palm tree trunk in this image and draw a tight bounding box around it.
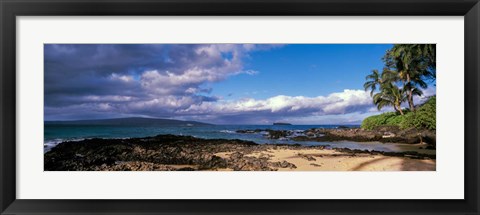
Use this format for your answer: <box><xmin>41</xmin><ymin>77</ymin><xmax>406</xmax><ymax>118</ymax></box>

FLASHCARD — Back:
<box><xmin>408</xmin><ymin>89</ymin><xmax>415</xmax><ymax>111</ymax></box>
<box><xmin>394</xmin><ymin>105</ymin><xmax>404</xmax><ymax>115</ymax></box>
<box><xmin>393</xmin><ymin>105</ymin><xmax>403</xmax><ymax>115</ymax></box>
<box><xmin>406</xmin><ymin>73</ymin><xmax>415</xmax><ymax>111</ymax></box>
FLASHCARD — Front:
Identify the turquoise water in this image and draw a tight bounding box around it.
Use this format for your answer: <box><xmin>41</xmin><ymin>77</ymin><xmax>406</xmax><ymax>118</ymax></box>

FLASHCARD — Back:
<box><xmin>44</xmin><ymin>124</ymin><xmax>432</xmax><ymax>154</ymax></box>
<box><xmin>44</xmin><ymin>124</ymin><xmax>341</xmax><ymax>145</ymax></box>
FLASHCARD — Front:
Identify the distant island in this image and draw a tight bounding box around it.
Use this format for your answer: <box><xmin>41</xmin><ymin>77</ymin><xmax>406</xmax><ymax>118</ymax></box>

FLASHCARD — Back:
<box><xmin>45</xmin><ymin>117</ymin><xmax>212</xmax><ymax>127</ymax></box>
<box><xmin>273</xmin><ymin>122</ymin><xmax>292</xmax><ymax>125</ymax></box>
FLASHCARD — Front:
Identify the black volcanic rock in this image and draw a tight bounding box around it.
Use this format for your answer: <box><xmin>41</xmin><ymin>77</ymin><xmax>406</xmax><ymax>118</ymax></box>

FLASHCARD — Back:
<box><xmin>292</xmin><ymin>127</ymin><xmax>436</xmax><ymax>145</ymax></box>
<box><xmin>44</xmin><ymin>135</ymin><xmax>435</xmax><ymax>171</ymax></box>
<box><xmin>44</xmin><ymin>135</ymin><xmax>298</xmax><ymax>171</ymax></box>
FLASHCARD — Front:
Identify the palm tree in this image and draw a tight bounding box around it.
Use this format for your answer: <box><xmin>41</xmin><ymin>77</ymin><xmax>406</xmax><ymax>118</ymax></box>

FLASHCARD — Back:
<box><xmin>412</xmin><ymin>44</ymin><xmax>436</xmax><ymax>79</ymax></box>
<box><xmin>387</xmin><ymin>45</ymin><xmax>431</xmax><ymax>111</ymax></box>
<box><xmin>363</xmin><ymin>69</ymin><xmax>381</xmax><ymax>96</ymax></box>
<box><xmin>404</xmin><ymin>44</ymin><xmax>435</xmax><ymax>69</ymax></box>
<box><xmin>364</xmin><ymin>44</ymin><xmax>434</xmax><ymax>113</ymax></box>
<box><xmin>391</xmin><ymin>44</ymin><xmax>435</xmax><ymax>79</ymax></box>
<box><xmin>372</xmin><ymin>82</ymin><xmax>406</xmax><ymax>115</ymax></box>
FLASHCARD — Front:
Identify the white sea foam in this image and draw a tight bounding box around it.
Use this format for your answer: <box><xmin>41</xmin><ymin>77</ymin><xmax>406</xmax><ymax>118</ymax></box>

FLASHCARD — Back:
<box><xmin>44</xmin><ymin>138</ymin><xmax>85</xmax><ymax>153</ymax></box>
<box><xmin>219</xmin><ymin>130</ymin><xmax>236</xmax><ymax>134</ymax></box>
<box><xmin>285</xmin><ymin>130</ymin><xmax>306</xmax><ymax>138</ymax></box>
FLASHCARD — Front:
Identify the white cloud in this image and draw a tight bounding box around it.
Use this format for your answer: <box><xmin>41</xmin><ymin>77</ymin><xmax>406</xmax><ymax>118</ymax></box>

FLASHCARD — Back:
<box><xmin>136</xmin><ymin>45</ymin><xmax>272</xmax><ymax>97</ymax></box>
<box><xmin>45</xmin><ymin>88</ymin><xmax>381</xmax><ymax>124</ymax></box>
<box><xmin>81</xmin><ymin>95</ymin><xmax>135</xmax><ymax>102</ymax></box>
<box><xmin>181</xmin><ymin>89</ymin><xmax>373</xmax><ymax>116</ymax></box>
<box><xmin>139</xmin><ymin>67</ymin><xmax>234</xmax><ymax>96</ymax></box>
<box><xmin>242</xmin><ymin>70</ymin><xmax>259</xmax><ymax>75</ymax></box>
<box><xmin>128</xmin><ymin>96</ymin><xmax>199</xmax><ymax>111</ymax></box>
<box><xmin>46</xmin><ymin>44</ymin><xmax>381</xmax><ymax>124</ymax></box>
<box><xmin>110</xmin><ymin>73</ymin><xmax>134</xmax><ymax>82</ymax></box>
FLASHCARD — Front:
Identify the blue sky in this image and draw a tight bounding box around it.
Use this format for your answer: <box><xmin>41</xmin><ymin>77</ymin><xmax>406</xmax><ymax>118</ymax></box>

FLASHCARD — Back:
<box><xmin>44</xmin><ymin>44</ymin><xmax>435</xmax><ymax>124</ymax></box>
<box><xmin>210</xmin><ymin>44</ymin><xmax>392</xmax><ymax>100</ymax></box>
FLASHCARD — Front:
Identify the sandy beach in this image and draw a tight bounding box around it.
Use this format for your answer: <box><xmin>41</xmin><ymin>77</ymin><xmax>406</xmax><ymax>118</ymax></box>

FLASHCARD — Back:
<box><xmin>217</xmin><ymin>148</ymin><xmax>435</xmax><ymax>171</ymax></box>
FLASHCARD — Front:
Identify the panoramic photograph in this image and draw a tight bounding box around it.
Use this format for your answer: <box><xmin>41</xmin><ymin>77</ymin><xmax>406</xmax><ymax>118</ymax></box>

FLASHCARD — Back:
<box><xmin>44</xmin><ymin>44</ymin><xmax>436</xmax><ymax>171</ymax></box>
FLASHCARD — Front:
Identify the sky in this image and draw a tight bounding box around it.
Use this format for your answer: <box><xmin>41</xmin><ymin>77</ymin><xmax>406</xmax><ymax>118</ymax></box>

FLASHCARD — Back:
<box><xmin>44</xmin><ymin>44</ymin><xmax>435</xmax><ymax>124</ymax></box>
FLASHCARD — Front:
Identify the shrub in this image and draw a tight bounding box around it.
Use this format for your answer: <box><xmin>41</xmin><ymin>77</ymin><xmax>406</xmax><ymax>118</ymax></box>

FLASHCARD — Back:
<box><xmin>361</xmin><ymin>112</ymin><xmax>399</xmax><ymax>130</ymax></box>
<box><xmin>361</xmin><ymin>115</ymin><xmax>381</xmax><ymax>130</ymax></box>
<box><xmin>361</xmin><ymin>96</ymin><xmax>436</xmax><ymax>130</ymax></box>
<box><xmin>400</xmin><ymin>97</ymin><xmax>436</xmax><ymax>130</ymax></box>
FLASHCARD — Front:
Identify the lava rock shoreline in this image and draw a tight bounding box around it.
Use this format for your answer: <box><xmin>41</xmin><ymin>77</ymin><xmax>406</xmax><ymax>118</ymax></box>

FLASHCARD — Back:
<box><xmin>237</xmin><ymin>126</ymin><xmax>436</xmax><ymax>146</ymax></box>
<box><xmin>45</xmin><ymin>134</ymin><xmax>435</xmax><ymax>171</ymax></box>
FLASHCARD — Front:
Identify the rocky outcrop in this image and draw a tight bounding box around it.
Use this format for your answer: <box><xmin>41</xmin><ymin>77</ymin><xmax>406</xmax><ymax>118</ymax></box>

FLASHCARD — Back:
<box><xmin>293</xmin><ymin>127</ymin><xmax>436</xmax><ymax>146</ymax></box>
<box><xmin>236</xmin><ymin>126</ymin><xmax>435</xmax><ymax>146</ymax></box>
<box><xmin>45</xmin><ymin>134</ymin><xmax>435</xmax><ymax>171</ymax></box>
<box><xmin>236</xmin><ymin>129</ymin><xmax>293</xmax><ymax>139</ymax></box>
<box><xmin>44</xmin><ymin>135</ymin><xmax>302</xmax><ymax>171</ymax></box>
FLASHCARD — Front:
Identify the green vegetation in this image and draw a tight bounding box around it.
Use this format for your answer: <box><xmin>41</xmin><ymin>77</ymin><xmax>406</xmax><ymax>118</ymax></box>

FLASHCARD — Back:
<box><xmin>364</xmin><ymin>44</ymin><xmax>436</xmax><ymax>114</ymax></box>
<box><xmin>362</xmin><ymin>44</ymin><xmax>436</xmax><ymax>131</ymax></box>
<box><xmin>402</xmin><ymin>96</ymin><xmax>436</xmax><ymax>130</ymax></box>
<box><xmin>361</xmin><ymin>96</ymin><xmax>436</xmax><ymax>130</ymax></box>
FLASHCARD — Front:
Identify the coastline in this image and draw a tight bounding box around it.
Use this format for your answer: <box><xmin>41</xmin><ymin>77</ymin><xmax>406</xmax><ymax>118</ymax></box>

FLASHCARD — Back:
<box><xmin>44</xmin><ymin>133</ymin><xmax>436</xmax><ymax>171</ymax></box>
<box><xmin>238</xmin><ymin>126</ymin><xmax>436</xmax><ymax>146</ymax></box>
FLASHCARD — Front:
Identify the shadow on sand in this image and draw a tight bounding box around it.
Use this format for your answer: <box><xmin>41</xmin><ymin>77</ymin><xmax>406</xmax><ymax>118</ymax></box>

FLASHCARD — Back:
<box><xmin>350</xmin><ymin>156</ymin><xmax>435</xmax><ymax>171</ymax></box>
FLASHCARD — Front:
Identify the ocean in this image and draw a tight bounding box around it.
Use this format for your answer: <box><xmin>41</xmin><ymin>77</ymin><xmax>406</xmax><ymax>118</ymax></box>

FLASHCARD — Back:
<box><xmin>44</xmin><ymin>124</ymin><xmax>431</xmax><ymax>154</ymax></box>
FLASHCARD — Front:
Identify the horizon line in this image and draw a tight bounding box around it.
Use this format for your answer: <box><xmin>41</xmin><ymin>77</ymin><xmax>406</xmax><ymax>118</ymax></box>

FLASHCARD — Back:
<box><xmin>44</xmin><ymin>117</ymin><xmax>361</xmax><ymax>126</ymax></box>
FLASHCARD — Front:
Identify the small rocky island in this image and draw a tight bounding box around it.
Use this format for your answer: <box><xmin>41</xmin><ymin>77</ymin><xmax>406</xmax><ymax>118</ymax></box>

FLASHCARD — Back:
<box><xmin>273</xmin><ymin>122</ymin><xmax>292</xmax><ymax>125</ymax></box>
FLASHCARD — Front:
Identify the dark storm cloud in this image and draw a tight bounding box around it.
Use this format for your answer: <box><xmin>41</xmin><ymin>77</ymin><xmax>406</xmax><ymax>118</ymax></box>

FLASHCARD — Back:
<box><xmin>44</xmin><ymin>44</ymin><xmax>266</xmax><ymax>120</ymax></box>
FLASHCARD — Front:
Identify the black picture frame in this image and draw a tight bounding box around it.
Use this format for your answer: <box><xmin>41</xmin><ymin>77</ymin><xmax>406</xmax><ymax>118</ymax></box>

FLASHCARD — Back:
<box><xmin>1</xmin><ymin>0</ymin><xmax>479</xmax><ymax>214</ymax></box>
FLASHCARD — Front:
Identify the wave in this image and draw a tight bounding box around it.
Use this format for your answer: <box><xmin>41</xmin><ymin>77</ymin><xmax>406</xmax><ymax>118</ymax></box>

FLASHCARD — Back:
<box><xmin>44</xmin><ymin>138</ymin><xmax>85</xmax><ymax>153</ymax></box>
<box><xmin>219</xmin><ymin>130</ymin><xmax>236</xmax><ymax>134</ymax></box>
